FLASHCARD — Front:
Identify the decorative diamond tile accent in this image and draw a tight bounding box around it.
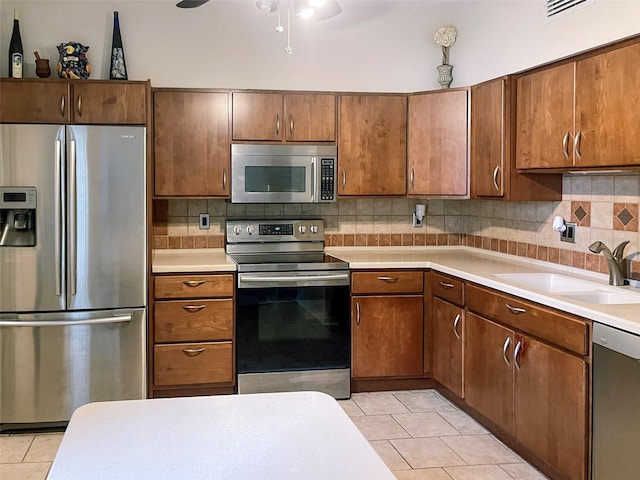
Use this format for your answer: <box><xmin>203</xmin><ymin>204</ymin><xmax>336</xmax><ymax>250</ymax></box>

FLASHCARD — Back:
<box><xmin>617</xmin><ymin>208</ymin><xmax>633</xmax><ymax>226</ymax></box>
<box><xmin>574</xmin><ymin>205</ymin><xmax>587</xmax><ymax>221</ymax></box>
<box><xmin>571</xmin><ymin>201</ymin><xmax>591</xmax><ymax>227</ymax></box>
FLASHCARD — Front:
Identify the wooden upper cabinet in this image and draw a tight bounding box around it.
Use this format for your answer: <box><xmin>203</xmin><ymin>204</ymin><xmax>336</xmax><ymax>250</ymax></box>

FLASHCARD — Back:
<box><xmin>154</xmin><ymin>90</ymin><xmax>230</xmax><ymax>197</ymax></box>
<box><xmin>0</xmin><ymin>79</ymin><xmax>147</xmax><ymax>125</ymax></box>
<box><xmin>0</xmin><ymin>79</ymin><xmax>70</xmax><ymax>123</ymax></box>
<box><xmin>232</xmin><ymin>92</ymin><xmax>336</xmax><ymax>142</ymax></box>
<box><xmin>516</xmin><ymin>63</ymin><xmax>575</xmax><ymax>170</ymax></box>
<box><xmin>472</xmin><ymin>77</ymin><xmax>562</xmax><ymax>201</ymax></box>
<box><xmin>232</xmin><ymin>92</ymin><xmax>283</xmax><ymax>141</ymax></box>
<box><xmin>471</xmin><ymin>78</ymin><xmax>505</xmax><ymax>197</ymax></box>
<box><xmin>517</xmin><ymin>40</ymin><xmax>640</xmax><ymax>169</ymax></box>
<box><xmin>574</xmin><ymin>41</ymin><xmax>640</xmax><ymax>167</ymax></box>
<box><xmin>338</xmin><ymin>95</ymin><xmax>407</xmax><ymax>196</ymax></box>
<box><xmin>71</xmin><ymin>81</ymin><xmax>147</xmax><ymax>125</ymax></box>
<box><xmin>408</xmin><ymin>89</ymin><xmax>468</xmax><ymax>197</ymax></box>
<box><xmin>284</xmin><ymin>93</ymin><xmax>336</xmax><ymax>142</ymax></box>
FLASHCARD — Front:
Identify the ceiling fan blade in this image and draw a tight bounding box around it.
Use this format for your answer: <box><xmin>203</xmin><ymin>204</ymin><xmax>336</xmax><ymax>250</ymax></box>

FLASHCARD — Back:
<box><xmin>176</xmin><ymin>0</ymin><xmax>210</xmax><ymax>8</ymax></box>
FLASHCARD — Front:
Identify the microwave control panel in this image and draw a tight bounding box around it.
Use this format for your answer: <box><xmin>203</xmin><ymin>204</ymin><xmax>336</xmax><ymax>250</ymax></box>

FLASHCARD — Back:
<box><xmin>320</xmin><ymin>159</ymin><xmax>335</xmax><ymax>201</ymax></box>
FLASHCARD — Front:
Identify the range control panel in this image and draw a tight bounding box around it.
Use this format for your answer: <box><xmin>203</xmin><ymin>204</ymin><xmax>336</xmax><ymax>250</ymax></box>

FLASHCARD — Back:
<box><xmin>226</xmin><ymin>219</ymin><xmax>324</xmax><ymax>243</ymax></box>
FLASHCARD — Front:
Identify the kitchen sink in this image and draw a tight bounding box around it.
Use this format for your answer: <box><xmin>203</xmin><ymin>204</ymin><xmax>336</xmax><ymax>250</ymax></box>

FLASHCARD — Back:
<box><xmin>559</xmin><ymin>291</ymin><xmax>640</xmax><ymax>305</ymax></box>
<box><xmin>493</xmin><ymin>272</ymin><xmax>603</xmax><ymax>293</ymax></box>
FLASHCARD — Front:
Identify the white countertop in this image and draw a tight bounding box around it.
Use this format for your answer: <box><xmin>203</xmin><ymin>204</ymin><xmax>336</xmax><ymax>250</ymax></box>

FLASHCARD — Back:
<box><xmin>327</xmin><ymin>246</ymin><xmax>640</xmax><ymax>336</ymax></box>
<box><xmin>152</xmin><ymin>246</ymin><xmax>640</xmax><ymax>335</ymax></box>
<box><xmin>48</xmin><ymin>391</ymin><xmax>395</xmax><ymax>480</ymax></box>
<box><xmin>152</xmin><ymin>248</ymin><xmax>236</xmax><ymax>273</ymax></box>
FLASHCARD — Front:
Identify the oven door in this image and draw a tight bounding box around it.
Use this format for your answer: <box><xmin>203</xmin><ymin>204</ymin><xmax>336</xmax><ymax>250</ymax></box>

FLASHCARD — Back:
<box><xmin>231</xmin><ymin>154</ymin><xmax>317</xmax><ymax>203</ymax></box>
<box><xmin>236</xmin><ymin>271</ymin><xmax>350</xmax><ymax>398</ymax></box>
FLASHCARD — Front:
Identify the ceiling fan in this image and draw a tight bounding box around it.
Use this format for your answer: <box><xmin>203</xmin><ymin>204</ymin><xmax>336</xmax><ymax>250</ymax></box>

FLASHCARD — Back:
<box><xmin>176</xmin><ymin>0</ymin><xmax>209</xmax><ymax>8</ymax></box>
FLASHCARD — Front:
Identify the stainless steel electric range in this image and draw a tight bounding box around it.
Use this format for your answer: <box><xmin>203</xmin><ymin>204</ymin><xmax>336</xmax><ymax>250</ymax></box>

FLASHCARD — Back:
<box><xmin>226</xmin><ymin>219</ymin><xmax>350</xmax><ymax>399</ymax></box>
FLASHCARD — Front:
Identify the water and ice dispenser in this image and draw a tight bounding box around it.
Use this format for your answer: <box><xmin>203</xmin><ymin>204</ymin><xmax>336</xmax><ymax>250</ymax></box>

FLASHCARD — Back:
<box><xmin>0</xmin><ymin>187</ymin><xmax>36</xmax><ymax>247</ymax></box>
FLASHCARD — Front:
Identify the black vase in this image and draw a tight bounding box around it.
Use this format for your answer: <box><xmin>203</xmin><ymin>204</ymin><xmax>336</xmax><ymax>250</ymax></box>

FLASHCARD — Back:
<box><xmin>110</xmin><ymin>11</ymin><xmax>127</xmax><ymax>80</ymax></box>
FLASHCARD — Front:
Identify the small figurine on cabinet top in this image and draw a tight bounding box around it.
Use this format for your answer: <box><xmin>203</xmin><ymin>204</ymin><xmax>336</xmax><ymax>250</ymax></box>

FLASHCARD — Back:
<box><xmin>56</xmin><ymin>42</ymin><xmax>91</xmax><ymax>79</ymax></box>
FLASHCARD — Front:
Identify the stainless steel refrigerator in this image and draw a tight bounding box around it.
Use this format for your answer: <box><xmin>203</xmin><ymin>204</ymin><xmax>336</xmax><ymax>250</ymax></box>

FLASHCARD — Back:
<box><xmin>0</xmin><ymin>124</ymin><xmax>147</xmax><ymax>430</ymax></box>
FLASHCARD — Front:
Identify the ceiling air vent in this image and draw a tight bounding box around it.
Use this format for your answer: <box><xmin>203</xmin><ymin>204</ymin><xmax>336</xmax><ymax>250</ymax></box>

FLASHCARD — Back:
<box><xmin>546</xmin><ymin>0</ymin><xmax>594</xmax><ymax>18</ymax></box>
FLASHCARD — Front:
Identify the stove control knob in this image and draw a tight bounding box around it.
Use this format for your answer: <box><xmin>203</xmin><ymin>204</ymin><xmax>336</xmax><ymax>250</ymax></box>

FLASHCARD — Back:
<box><xmin>246</xmin><ymin>225</ymin><xmax>255</xmax><ymax>235</ymax></box>
<box><xmin>298</xmin><ymin>225</ymin><xmax>307</xmax><ymax>234</ymax></box>
<box><xmin>233</xmin><ymin>226</ymin><xmax>242</xmax><ymax>235</ymax></box>
<box><xmin>310</xmin><ymin>225</ymin><xmax>319</xmax><ymax>234</ymax></box>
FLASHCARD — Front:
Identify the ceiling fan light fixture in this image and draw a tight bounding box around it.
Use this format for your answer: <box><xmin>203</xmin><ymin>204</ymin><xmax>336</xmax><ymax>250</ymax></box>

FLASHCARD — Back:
<box><xmin>256</xmin><ymin>0</ymin><xmax>279</xmax><ymax>13</ymax></box>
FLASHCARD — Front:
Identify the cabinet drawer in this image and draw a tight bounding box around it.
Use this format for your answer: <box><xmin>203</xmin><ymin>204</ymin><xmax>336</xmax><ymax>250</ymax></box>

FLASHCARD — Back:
<box><xmin>466</xmin><ymin>284</ymin><xmax>589</xmax><ymax>356</ymax></box>
<box><xmin>154</xmin><ymin>299</ymin><xmax>233</xmax><ymax>343</ymax></box>
<box><xmin>351</xmin><ymin>271</ymin><xmax>423</xmax><ymax>294</ymax></box>
<box><xmin>154</xmin><ymin>342</ymin><xmax>233</xmax><ymax>386</ymax></box>
<box><xmin>430</xmin><ymin>272</ymin><xmax>464</xmax><ymax>306</ymax></box>
<box><xmin>154</xmin><ymin>275</ymin><xmax>234</xmax><ymax>299</ymax></box>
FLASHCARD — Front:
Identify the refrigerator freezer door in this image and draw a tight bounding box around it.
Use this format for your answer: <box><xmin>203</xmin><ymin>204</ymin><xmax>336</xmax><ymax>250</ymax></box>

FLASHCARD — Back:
<box><xmin>66</xmin><ymin>126</ymin><xmax>146</xmax><ymax>310</ymax></box>
<box><xmin>0</xmin><ymin>308</ymin><xmax>146</xmax><ymax>428</ymax></box>
<box><xmin>0</xmin><ymin>125</ymin><xmax>66</xmax><ymax>312</ymax></box>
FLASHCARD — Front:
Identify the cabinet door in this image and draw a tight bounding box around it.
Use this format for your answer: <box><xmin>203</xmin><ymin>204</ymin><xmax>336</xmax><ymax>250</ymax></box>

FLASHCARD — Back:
<box><xmin>514</xmin><ymin>335</ymin><xmax>588</xmax><ymax>480</ymax></box>
<box><xmin>464</xmin><ymin>312</ymin><xmax>514</xmax><ymax>434</ymax></box>
<box><xmin>284</xmin><ymin>93</ymin><xmax>336</xmax><ymax>142</ymax></box>
<box><xmin>432</xmin><ymin>297</ymin><xmax>464</xmax><ymax>397</ymax></box>
<box><xmin>338</xmin><ymin>95</ymin><xmax>407</xmax><ymax>196</ymax></box>
<box><xmin>352</xmin><ymin>295</ymin><xmax>423</xmax><ymax>378</ymax></box>
<box><xmin>408</xmin><ymin>89</ymin><xmax>468</xmax><ymax>196</ymax></box>
<box><xmin>0</xmin><ymin>79</ymin><xmax>70</xmax><ymax>123</ymax></box>
<box><xmin>516</xmin><ymin>63</ymin><xmax>574</xmax><ymax>169</ymax></box>
<box><xmin>575</xmin><ymin>42</ymin><xmax>640</xmax><ymax>167</ymax></box>
<box><xmin>471</xmin><ymin>78</ymin><xmax>505</xmax><ymax>197</ymax></box>
<box><xmin>154</xmin><ymin>91</ymin><xmax>230</xmax><ymax>196</ymax></box>
<box><xmin>72</xmin><ymin>82</ymin><xmax>147</xmax><ymax>124</ymax></box>
<box><xmin>232</xmin><ymin>92</ymin><xmax>283</xmax><ymax>141</ymax></box>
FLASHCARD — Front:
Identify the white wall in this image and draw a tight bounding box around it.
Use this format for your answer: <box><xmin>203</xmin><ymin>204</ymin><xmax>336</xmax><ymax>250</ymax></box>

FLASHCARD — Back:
<box><xmin>1</xmin><ymin>0</ymin><xmax>639</xmax><ymax>91</ymax></box>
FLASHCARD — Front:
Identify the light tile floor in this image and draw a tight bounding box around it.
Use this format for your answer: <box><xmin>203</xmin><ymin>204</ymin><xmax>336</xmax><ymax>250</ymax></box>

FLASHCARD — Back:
<box><xmin>0</xmin><ymin>389</ymin><xmax>548</xmax><ymax>480</ymax></box>
<box><xmin>339</xmin><ymin>389</ymin><xmax>550</xmax><ymax>480</ymax></box>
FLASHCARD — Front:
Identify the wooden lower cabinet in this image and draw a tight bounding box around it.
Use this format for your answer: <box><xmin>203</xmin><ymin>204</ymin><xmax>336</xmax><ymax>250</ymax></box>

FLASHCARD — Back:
<box><xmin>432</xmin><ymin>297</ymin><xmax>464</xmax><ymax>397</ymax></box>
<box><xmin>464</xmin><ymin>312</ymin><xmax>514</xmax><ymax>432</ymax></box>
<box><xmin>514</xmin><ymin>335</ymin><xmax>588</xmax><ymax>480</ymax></box>
<box><xmin>151</xmin><ymin>273</ymin><xmax>235</xmax><ymax>396</ymax></box>
<box><xmin>464</xmin><ymin>296</ymin><xmax>589</xmax><ymax>480</ymax></box>
<box><xmin>351</xmin><ymin>295</ymin><xmax>423</xmax><ymax>378</ymax></box>
<box><xmin>154</xmin><ymin>342</ymin><xmax>233</xmax><ymax>386</ymax></box>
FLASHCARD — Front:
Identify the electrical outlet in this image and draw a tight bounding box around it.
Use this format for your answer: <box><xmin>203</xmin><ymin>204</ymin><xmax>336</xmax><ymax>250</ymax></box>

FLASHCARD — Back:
<box><xmin>199</xmin><ymin>213</ymin><xmax>210</xmax><ymax>230</ymax></box>
<box><xmin>560</xmin><ymin>221</ymin><xmax>577</xmax><ymax>243</ymax></box>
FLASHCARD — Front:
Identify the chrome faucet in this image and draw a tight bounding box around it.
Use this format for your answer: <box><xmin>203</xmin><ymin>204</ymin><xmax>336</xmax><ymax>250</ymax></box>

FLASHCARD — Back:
<box><xmin>588</xmin><ymin>240</ymin><xmax>630</xmax><ymax>286</ymax></box>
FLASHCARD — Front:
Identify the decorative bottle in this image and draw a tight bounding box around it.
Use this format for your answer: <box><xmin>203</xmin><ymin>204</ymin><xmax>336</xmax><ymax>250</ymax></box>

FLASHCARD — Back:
<box><xmin>8</xmin><ymin>9</ymin><xmax>23</xmax><ymax>78</ymax></box>
<box><xmin>109</xmin><ymin>11</ymin><xmax>127</xmax><ymax>80</ymax></box>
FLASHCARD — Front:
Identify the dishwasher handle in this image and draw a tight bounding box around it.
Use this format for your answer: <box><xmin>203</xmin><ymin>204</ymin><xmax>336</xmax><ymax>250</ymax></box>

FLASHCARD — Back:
<box><xmin>593</xmin><ymin>323</ymin><xmax>640</xmax><ymax>360</ymax></box>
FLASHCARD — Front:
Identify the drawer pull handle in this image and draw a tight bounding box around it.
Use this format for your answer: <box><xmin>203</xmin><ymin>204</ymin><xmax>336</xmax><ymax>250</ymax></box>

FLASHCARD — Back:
<box><xmin>502</xmin><ymin>337</ymin><xmax>511</xmax><ymax>366</ymax></box>
<box><xmin>182</xmin><ymin>348</ymin><xmax>205</xmax><ymax>357</ymax></box>
<box><xmin>439</xmin><ymin>281</ymin><xmax>455</xmax><ymax>289</ymax></box>
<box><xmin>183</xmin><ymin>280</ymin><xmax>206</xmax><ymax>287</ymax></box>
<box><xmin>356</xmin><ymin>302</ymin><xmax>361</xmax><ymax>325</ymax></box>
<box><xmin>453</xmin><ymin>314</ymin><xmax>461</xmax><ymax>340</ymax></box>
<box><xmin>182</xmin><ymin>305</ymin><xmax>206</xmax><ymax>313</ymax></box>
<box><xmin>514</xmin><ymin>340</ymin><xmax>523</xmax><ymax>370</ymax></box>
<box><xmin>378</xmin><ymin>276</ymin><xmax>399</xmax><ymax>283</ymax></box>
<box><xmin>505</xmin><ymin>303</ymin><xmax>526</xmax><ymax>315</ymax></box>
<box><xmin>492</xmin><ymin>165</ymin><xmax>500</xmax><ymax>191</ymax></box>
<box><xmin>60</xmin><ymin>94</ymin><xmax>66</xmax><ymax>118</ymax></box>
<box><xmin>562</xmin><ymin>131</ymin><xmax>571</xmax><ymax>159</ymax></box>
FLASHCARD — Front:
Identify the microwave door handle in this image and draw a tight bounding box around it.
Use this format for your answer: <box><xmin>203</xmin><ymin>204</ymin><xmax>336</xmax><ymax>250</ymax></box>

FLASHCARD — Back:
<box><xmin>311</xmin><ymin>157</ymin><xmax>317</xmax><ymax>201</ymax></box>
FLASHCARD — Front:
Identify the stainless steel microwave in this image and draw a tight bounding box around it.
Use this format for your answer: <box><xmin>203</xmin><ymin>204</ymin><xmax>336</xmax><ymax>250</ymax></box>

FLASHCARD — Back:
<box><xmin>230</xmin><ymin>144</ymin><xmax>337</xmax><ymax>203</ymax></box>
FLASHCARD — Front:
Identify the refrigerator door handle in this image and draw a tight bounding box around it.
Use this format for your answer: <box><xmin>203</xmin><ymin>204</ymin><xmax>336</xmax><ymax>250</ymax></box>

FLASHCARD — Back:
<box><xmin>54</xmin><ymin>138</ymin><xmax>63</xmax><ymax>296</ymax></box>
<box><xmin>0</xmin><ymin>314</ymin><xmax>133</xmax><ymax>327</ymax></box>
<box><xmin>68</xmin><ymin>138</ymin><xmax>77</xmax><ymax>296</ymax></box>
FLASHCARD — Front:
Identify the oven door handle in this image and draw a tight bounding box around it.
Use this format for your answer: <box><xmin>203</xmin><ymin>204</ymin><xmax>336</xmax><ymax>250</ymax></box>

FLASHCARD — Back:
<box><xmin>238</xmin><ymin>272</ymin><xmax>350</xmax><ymax>288</ymax></box>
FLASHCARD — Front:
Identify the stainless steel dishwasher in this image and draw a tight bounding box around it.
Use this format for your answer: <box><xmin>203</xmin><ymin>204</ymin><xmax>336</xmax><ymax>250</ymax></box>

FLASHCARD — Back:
<box><xmin>592</xmin><ymin>322</ymin><xmax>640</xmax><ymax>479</ymax></box>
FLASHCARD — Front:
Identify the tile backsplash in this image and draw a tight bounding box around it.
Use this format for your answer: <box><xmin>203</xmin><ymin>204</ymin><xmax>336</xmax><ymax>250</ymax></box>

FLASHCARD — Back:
<box><xmin>153</xmin><ymin>174</ymin><xmax>640</xmax><ymax>279</ymax></box>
